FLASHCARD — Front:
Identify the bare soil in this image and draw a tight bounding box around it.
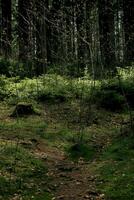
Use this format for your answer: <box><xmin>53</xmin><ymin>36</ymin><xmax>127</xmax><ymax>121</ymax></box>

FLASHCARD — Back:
<box><xmin>34</xmin><ymin>140</ymin><xmax>105</xmax><ymax>200</ymax></box>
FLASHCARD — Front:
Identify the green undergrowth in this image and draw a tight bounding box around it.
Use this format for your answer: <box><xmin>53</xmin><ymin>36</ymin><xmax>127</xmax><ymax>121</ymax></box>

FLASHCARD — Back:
<box><xmin>96</xmin><ymin>135</ymin><xmax>134</xmax><ymax>200</ymax></box>
<box><xmin>92</xmin><ymin>76</ymin><xmax>134</xmax><ymax>111</ymax></box>
<box><xmin>66</xmin><ymin>143</ymin><xmax>97</xmax><ymax>161</ymax></box>
<box><xmin>0</xmin><ymin>117</ymin><xmax>77</xmax><ymax>148</ymax></box>
<box><xmin>0</xmin><ymin>67</ymin><xmax>134</xmax><ymax>112</ymax></box>
<box><xmin>0</xmin><ymin>118</ymin><xmax>48</xmax><ymax>140</ymax></box>
<box><xmin>0</xmin><ymin>142</ymin><xmax>52</xmax><ymax>200</ymax></box>
<box><xmin>41</xmin><ymin>128</ymin><xmax>74</xmax><ymax>143</ymax></box>
<box><xmin>0</xmin><ymin>74</ymin><xmax>96</xmax><ymax>103</ymax></box>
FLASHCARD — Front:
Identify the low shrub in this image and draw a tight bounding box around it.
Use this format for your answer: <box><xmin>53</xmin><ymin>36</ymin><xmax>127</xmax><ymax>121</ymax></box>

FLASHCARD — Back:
<box><xmin>37</xmin><ymin>92</ymin><xmax>67</xmax><ymax>103</ymax></box>
<box><xmin>97</xmin><ymin>90</ymin><xmax>125</xmax><ymax>111</ymax></box>
<box><xmin>0</xmin><ymin>75</ymin><xmax>10</xmax><ymax>100</ymax></box>
<box><xmin>93</xmin><ymin>75</ymin><xmax>134</xmax><ymax>111</ymax></box>
<box><xmin>67</xmin><ymin>143</ymin><xmax>96</xmax><ymax>161</ymax></box>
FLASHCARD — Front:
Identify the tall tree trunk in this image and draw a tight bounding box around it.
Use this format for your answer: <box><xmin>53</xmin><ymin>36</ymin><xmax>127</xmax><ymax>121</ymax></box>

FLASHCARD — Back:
<box><xmin>76</xmin><ymin>0</ymin><xmax>86</xmax><ymax>74</ymax></box>
<box><xmin>98</xmin><ymin>0</ymin><xmax>116</xmax><ymax>71</ymax></box>
<box><xmin>1</xmin><ymin>0</ymin><xmax>12</xmax><ymax>57</ymax></box>
<box><xmin>18</xmin><ymin>0</ymin><xmax>32</xmax><ymax>61</ymax></box>
<box><xmin>114</xmin><ymin>0</ymin><xmax>124</xmax><ymax>66</ymax></box>
<box><xmin>123</xmin><ymin>0</ymin><xmax>134</xmax><ymax>64</ymax></box>
<box><xmin>49</xmin><ymin>0</ymin><xmax>62</xmax><ymax>64</ymax></box>
<box><xmin>35</xmin><ymin>0</ymin><xmax>48</xmax><ymax>75</ymax></box>
<box><xmin>63</xmin><ymin>0</ymin><xmax>73</xmax><ymax>62</ymax></box>
<box><xmin>85</xmin><ymin>1</ymin><xmax>97</xmax><ymax>74</ymax></box>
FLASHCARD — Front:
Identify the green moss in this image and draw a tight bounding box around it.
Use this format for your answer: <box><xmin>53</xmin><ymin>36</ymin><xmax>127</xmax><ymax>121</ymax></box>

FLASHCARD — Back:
<box><xmin>0</xmin><ymin>144</ymin><xmax>52</xmax><ymax>200</ymax></box>
<box><xmin>96</xmin><ymin>136</ymin><xmax>134</xmax><ymax>199</ymax></box>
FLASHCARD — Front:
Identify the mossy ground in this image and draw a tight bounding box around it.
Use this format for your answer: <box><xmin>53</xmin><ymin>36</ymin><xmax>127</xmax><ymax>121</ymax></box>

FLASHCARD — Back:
<box><xmin>0</xmin><ymin>98</ymin><xmax>134</xmax><ymax>199</ymax></box>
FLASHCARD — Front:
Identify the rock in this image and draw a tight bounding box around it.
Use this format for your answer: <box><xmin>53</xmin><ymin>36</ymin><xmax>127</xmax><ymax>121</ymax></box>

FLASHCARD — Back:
<box><xmin>84</xmin><ymin>194</ymin><xmax>90</xmax><ymax>199</ymax></box>
<box><xmin>10</xmin><ymin>102</ymin><xmax>37</xmax><ymax>117</ymax></box>
<box><xmin>56</xmin><ymin>195</ymin><xmax>64</xmax><ymax>199</ymax></box>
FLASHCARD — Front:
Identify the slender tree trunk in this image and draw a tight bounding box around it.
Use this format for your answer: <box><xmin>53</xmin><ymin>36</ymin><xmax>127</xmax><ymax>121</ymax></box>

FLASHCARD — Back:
<box><xmin>123</xmin><ymin>0</ymin><xmax>134</xmax><ymax>64</ymax></box>
<box><xmin>98</xmin><ymin>0</ymin><xmax>116</xmax><ymax>71</ymax></box>
<box><xmin>1</xmin><ymin>0</ymin><xmax>12</xmax><ymax>57</ymax></box>
<box><xmin>35</xmin><ymin>0</ymin><xmax>48</xmax><ymax>75</ymax></box>
<box><xmin>49</xmin><ymin>0</ymin><xmax>62</xmax><ymax>64</ymax></box>
<box><xmin>114</xmin><ymin>0</ymin><xmax>124</xmax><ymax>66</ymax></box>
<box><xmin>63</xmin><ymin>0</ymin><xmax>72</xmax><ymax>62</ymax></box>
<box><xmin>18</xmin><ymin>0</ymin><xmax>32</xmax><ymax>61</ymax></box>
<box><xmin>76</xmin><ymin>0</ymin><xmax>86</xmax><ymax>74</ymax></box>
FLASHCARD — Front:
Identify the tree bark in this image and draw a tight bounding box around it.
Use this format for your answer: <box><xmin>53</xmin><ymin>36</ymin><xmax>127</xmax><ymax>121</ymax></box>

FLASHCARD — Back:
<box><xmin>1</xmin><ymin>0</ymin><xmax>12</xmax><ymax>57</ymax></box>
<box><xmin>35</xmin><ymin>0</ymin><xmax>48</xmax><ymax>75</ymax></box>
<box><xmin>98</xmin><ymin>0</ymin><xmax>116</xmax><ymax>71</ymax></box>
<box><xmin>18</xmin><ymin>0</ymin><xmax>33</xmax><ymax>61</ymax></box>
<box><xmin>123</xmin><ymin>0</ymin><xmax>134</xmax><ymax>64</ymax></box>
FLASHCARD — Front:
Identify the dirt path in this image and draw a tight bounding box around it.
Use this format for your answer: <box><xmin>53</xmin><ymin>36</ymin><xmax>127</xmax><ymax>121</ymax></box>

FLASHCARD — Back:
<box><xmin>34</xmin><ymin>141</ymin><xmax>105</xmax><ymax>200</ymax></box>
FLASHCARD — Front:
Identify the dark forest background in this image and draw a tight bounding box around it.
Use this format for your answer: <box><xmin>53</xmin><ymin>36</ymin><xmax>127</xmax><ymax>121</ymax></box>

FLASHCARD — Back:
<box><xmin>0</xmin><ymin>0</ymin><xmax>133</xmax><ymax>77</ymax></box>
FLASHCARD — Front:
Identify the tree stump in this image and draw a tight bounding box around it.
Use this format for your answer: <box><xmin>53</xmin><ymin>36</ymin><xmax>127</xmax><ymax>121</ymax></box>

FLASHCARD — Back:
<box><xmin>10</xmin><ymin>102</ymin><xmax>36</xmax><ymax>117</ymax></box>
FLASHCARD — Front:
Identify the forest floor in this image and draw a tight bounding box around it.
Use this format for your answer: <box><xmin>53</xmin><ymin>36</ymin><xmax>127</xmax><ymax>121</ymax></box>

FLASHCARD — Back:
<box><xmin>0</xmin><ymin>101</ymin><xmax>133</xmax><ymax>200</ymax></box>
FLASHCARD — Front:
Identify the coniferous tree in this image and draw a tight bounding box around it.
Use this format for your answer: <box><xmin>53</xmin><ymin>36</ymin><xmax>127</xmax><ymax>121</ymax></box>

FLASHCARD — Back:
<box><xmin>123</xmin><ymin>0</ymin><xmax>134</xmax><ymax>64</ymax></box>
<box><xmin>76</xmin><ymin>0</ymin><xmax>86</xmax><ymax>73</ymax></box>
<box><xmin>18</xmin><ymin>0</ymin><xmax>33</xmax><ymax>61</ymax></box>
<box><xmin>0</xmin><ymin>0</ymin><xmax>133</xmax><ymax>76</ymax></box>
<box><xmin>1</xmin><ymin>0</ymin><xmax>12</xmax><ymax>57</ymax></box>
<box><xmin>49</xmin><ymin>0</ymin><xmax>62</xmax><ymax>64</ymax></box>
<box><xmin>35</xmin><ymin>0</ymin><xmax>48</xmax><ymax>74</ymax></box>
<box><xmin>114</xmin><ymin>0</ymin><xmax>124</xmax><ymax>65</ymax></box>
<box><xmin>98</xmin><ymin>0</ymin><xmax>116</xmax><ymax>71</ymax></box>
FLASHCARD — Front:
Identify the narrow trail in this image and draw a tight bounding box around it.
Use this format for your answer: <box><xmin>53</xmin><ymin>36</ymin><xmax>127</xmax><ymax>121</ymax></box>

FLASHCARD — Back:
<box><xmin>34</xmin><ymin>141</ymin><xmax>105</xmax><ymax>200</ymax></box>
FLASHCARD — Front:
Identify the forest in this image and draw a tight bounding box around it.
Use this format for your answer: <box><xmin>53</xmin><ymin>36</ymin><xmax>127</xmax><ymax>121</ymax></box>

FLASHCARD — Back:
<box><xmin>0</xmin><ymin>0</ymin><xmax>134</xmax><ymax>199</ymax></box>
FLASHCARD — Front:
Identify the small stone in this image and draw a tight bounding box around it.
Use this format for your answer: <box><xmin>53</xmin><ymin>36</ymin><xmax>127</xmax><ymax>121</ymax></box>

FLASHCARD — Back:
<box><xmin>57</xmin><ymin>195</ymin><xmax>64</xmax><ymax>199</ymax></box>
<box><xmin>76</xmin><ymin>181</ymin><xmax>81</xmax><ymax>185</ymax></box>
<box><xmin>84</xmin><ymin>194</ymin><xmax>90</xmax><ymax>199</ymax></box>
